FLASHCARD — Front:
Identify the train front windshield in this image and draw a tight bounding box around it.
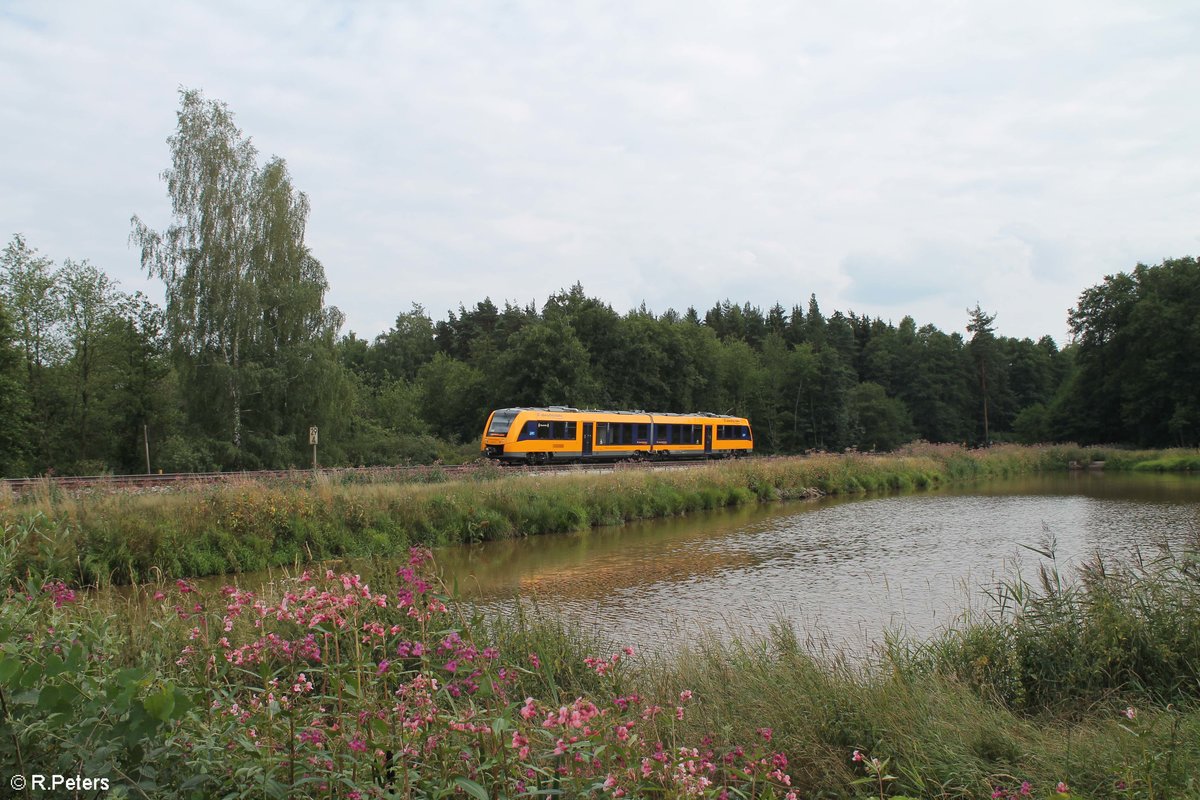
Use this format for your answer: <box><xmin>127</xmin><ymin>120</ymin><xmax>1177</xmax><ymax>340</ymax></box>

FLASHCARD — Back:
<box><xmin>487</xmin><ymin>410</ymin><xmax>518</xmax><ymax>436</ymax></box>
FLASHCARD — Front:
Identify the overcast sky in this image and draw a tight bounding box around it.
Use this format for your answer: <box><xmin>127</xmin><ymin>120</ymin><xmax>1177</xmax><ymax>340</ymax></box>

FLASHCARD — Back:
<box><xmin>3</xmin><ymin>1</ymin><xmax>1198</xmax><ymax>343</ymax></box>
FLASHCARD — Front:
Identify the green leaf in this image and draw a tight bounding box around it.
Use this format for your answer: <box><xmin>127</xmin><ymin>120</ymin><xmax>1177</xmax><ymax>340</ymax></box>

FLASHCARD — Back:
<box><xmin>43</xmin><ymin>652</ymin><xmax>66</xmax><ymax>678</ymax></box>
<box><xmin>171</xmin><ymin>686</ymin><xmax>194</xmax><ymax>720</ymax></box>
<box><xmin>454</xmin><ymin>776</ymin><xmax>490</xmax><ymax>800</ymax></box>
<box><xmin>64</xmin><ymin>643</ymin><xmax>85</xmax><ymax>671</ymax></box>
<box><xmin>36</xmin><ymin>684</ymin><xmax>61</xmax><ymax>711</ymax></box>
<box><xmin>143</xmin><ymin>686</ymin><xmax>176</xmax><ymax>722</ymax></box>
<box><xmin>0</xmin><ymin>655</ymin><xmax>20</xmax><ymax>684</ymax></box>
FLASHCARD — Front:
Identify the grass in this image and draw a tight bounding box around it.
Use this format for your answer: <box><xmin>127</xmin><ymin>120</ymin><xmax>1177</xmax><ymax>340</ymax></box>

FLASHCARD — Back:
<box><xmin>1</xmin><ymin>444</ymin><xmax>1197</xmax><ymax>585</ymax></box>
<box><xmin>2</xmin><ymin>515</ymin><xmax>1198</xmax><ymax>799</ymax></box>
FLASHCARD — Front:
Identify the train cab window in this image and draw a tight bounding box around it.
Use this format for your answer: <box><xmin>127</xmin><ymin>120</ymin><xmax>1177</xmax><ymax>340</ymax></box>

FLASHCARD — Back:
<box><xmin>488</xmin><ymin>410</ymin><xmax>518</xmax><ymax>436</ymax></box>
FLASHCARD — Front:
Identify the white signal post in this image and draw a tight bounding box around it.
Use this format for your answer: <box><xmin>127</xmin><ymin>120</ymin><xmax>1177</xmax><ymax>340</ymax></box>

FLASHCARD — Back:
<box><xmin>309</xmin><ymin>426</ymin><xmax>318</xmax><ymax>468</ymax></box>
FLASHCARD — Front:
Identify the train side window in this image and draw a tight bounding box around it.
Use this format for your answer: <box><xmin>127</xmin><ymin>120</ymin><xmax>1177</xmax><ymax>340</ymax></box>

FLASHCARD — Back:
<box><xmin>537</xmin><ymin>421</ymin><xmax>551</xmax><ymax>439</ymax></box>
<box><xmin>565</xmin><ymin>421</ymin><xmax>577</xmax><ymax>439</ymax></box>
<box><xmin>596</xmin><ymin>423</ymin><xmax>610</xmax><ymax>445</ymax></box>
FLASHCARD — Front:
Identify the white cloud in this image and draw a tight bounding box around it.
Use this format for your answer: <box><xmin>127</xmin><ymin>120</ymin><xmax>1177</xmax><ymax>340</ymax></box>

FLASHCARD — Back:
<box><xmin>2</xmin><ymin>0</ymin><xmax>1199</xmax><ymax>343</ymax></box>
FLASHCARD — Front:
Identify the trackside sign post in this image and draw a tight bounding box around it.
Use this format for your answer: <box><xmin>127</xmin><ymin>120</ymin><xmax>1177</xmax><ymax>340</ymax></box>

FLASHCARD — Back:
<box><xmin>309</xmin><ymin>426</ymin><xmax>318</xmax><ymax>468</ymax></box>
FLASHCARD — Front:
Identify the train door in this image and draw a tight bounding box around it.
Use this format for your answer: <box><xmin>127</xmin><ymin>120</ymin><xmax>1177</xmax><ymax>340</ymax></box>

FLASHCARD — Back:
<box><xmin>704</xmin><ymin>425</ymin><xmax>713</xmax><ymax>454</ymax></box>
<box><xmin>582</xmin><ymin>422</ymin><xmax>593</xmax><ymax>456</ymax></box>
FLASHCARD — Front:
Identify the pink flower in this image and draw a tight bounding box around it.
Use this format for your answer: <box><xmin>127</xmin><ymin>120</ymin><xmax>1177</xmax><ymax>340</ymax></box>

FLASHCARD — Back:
<box><xmin>1056</xmin><ymin>782</ymin><xmax>1069</xmax><ymax>794</ymax></box>
<box><xmin>348</xmin><ymin>737</ymin><xmax>367</xmax><ymax>753</ymax></box>
<box><xmin>41</xmin><ymin>581</ymin><xmax>76</xmax><ymax>607</ymax></box>
<box><xmin>520</xmin><ymin>697</ymin><xmax>537</xmax><ymax>720</ymax></box>
<box><xmin>679</xmin><ymin>689</ymin><xmax>693</xmax><ymax>702</ymax></box>
<box><xmin>757</xmin><ymin>727</ymin><xmax>773</xmax><ymax>742</ymax></box>
<box><xmin>1021</xmin><ymin>781</ymin><xmax>1032</xmax><ymax>796</ymax></box>
<box><xmin>1123</xmin><ymin>706</ymin><xmax>1137</xmax><ymax>720</ymax></box>
<box><xmin>852</xmin><ymin>749</ymin><xmax>864</xmax><ymax>762</ymax></box>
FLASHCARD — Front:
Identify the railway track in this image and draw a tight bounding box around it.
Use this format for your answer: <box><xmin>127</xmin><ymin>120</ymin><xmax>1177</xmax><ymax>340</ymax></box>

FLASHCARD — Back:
<box><xmin>0</xmin><ymin>458</ymin><xmax>722</xmax><ymax>497</ymax></box>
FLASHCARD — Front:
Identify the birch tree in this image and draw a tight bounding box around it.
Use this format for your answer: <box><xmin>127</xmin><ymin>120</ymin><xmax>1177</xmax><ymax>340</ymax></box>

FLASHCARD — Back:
<box><xmin>132</xmin><ymin>88</ymin><xmax>345</xmax><ymax>467</ymax></box>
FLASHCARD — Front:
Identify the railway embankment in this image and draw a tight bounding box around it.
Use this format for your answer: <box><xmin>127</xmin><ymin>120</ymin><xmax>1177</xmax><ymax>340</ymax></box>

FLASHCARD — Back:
<box><xmin>0</xmin><ymin>444</ymin><xmax>1193</xmax><ymax>585</ymax></box>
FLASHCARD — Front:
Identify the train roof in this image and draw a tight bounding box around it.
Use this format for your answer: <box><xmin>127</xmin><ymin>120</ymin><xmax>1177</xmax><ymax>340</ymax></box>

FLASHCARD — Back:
<box><xmin>491</xmin><ymin>406</ymin><xmax>747</xmax><ymax>420</ymax></box>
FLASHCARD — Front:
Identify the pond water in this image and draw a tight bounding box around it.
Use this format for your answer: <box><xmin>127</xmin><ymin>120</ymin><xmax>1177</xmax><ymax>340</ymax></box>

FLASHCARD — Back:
<box><xmin>433</xmin><ymin>472</ymin><xmax>1200</xmax><ymax>655</ymax></box>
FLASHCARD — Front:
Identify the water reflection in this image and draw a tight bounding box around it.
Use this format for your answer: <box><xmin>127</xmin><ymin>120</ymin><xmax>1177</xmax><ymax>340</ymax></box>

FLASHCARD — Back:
<box><xmin>434</xmin><ymin>472</ymin><xmax>1200</xmax><ymax>655</ymax></box>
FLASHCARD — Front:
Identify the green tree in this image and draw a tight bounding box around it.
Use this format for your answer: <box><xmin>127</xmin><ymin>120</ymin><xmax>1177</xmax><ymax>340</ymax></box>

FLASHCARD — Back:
<box><xmin>57</xmin><ymin>259</ymin><xmax>128</xmax><ymax>468</ymax></box>
<box><xmin>0</xmin><ymin>297</ymin><xmax>31</xmax><ymax>474</ymax></box>
<box><xmin>1</xmin><ymin>234</ymin><xmax>64</xmax><ymax>466</ymax></box>
<box><xmin>899</xmin><ymin>325</ymin><xmax>973</xmax><ymax>444</ymax></box>
<box><xmin>100</xmin><ymin>293</ymin><xmax>179</xmax><ymax>473</ymax></box>
<box><xmin>850</xmin><ymin>382</ymin><xmax>914</xmax><ymax>451</ymax></box>
<box><xmin>132</xmin><ymin>89</ymin><xmax>347</xmax><ymax>467</ymax></box>
<box><xmin>966</xmin><ymin>304</ymin><xmax>1000</xmax><ymax>444</ymax></box>
<box><xmin>492</xmin><ymin>319</ymin><xmax>596</xmax><ymax>409</ymax></box>
<box><xmin>755</xmin><ymin>332</ymin><xmax>818</xmax><ymax>452</ymax></box>
<box><xmin>1067</xmin><ymin>258</ymin><xmax>1200</xmax><ymax>445</ymax></box>
<box><xmin>417</xmin><ymin>353</ymin><xmax>489</xmax><ymax>441</ymax></box>
<box><xmin>1012</xmin><ymin>402</ymin><xmax>1051</xmax><ymax>444</ymax></box>
<box><xmin>369</xmin><ymin>304</ymin><xmax>438</xmax><ymax>383</ymax></box>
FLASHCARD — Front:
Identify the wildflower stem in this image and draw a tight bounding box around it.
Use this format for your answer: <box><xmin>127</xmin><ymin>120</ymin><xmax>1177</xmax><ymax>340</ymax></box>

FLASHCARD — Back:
<box><xmin>0</xmin><ymin>686</ymin><xmax>27</xmax><ymax>796</ymax></box>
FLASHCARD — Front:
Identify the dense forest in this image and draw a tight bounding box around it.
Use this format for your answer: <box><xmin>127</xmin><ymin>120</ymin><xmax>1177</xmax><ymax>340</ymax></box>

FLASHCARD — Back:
<box><xmin>2</xmin><ymin>91</ymin><xmax>1197</xmax><ymax>477</ymax></box>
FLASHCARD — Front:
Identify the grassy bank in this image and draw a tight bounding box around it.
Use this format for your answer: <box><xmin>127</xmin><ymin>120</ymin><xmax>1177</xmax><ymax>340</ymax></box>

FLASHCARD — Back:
<box><xmin>0</xmin><ymin>444</ymin><xmax>1193</xmax><ymax>585</ymax></box>
<box><xmin>2</xmin><ymin>519</ymin><xmax>1197</xmax><ymax>799</ymax></box>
